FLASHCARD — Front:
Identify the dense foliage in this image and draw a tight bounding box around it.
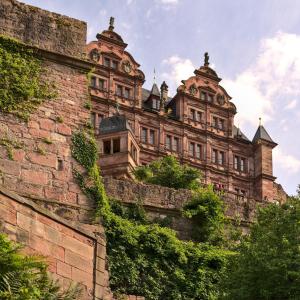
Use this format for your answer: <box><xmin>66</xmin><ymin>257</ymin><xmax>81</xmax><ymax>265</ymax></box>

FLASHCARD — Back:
<box><xmin>0</xmin><ymin>35</ymin><xmax>55</xmax><ymax>120</ymax></box>
<box><xmin>71</xmin><ymin>131</ymin><xmax>231</xmax><ymax>300</ymax></box>
<box><xmin>134</xmin><ymin>155</ymin><xmax>201</xmax><ymax>190</ymax></box>
<box><xmin>0</xmin><ymin>234</ymin><xmax>81</xmax><ymax>300</ymax></box>
<box><xmin>183</xmin><ymin>185</ymin><xmax>225</xmax><ymax>244</ymax></box>
<box><xmin>221</xmin><ymin>197</ymin><xmax>300</xmax><ymax>299</ymax></box>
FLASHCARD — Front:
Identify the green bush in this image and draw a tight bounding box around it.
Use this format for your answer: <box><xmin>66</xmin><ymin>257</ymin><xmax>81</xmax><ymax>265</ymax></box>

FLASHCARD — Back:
<box><xmin>0</xmin><ymin>234</ymin><xmax>81</xmax><ymax>300</ymax></box>
<box><xmin>134</xmin><ymin>155</ymin><xmax>201</xmax><ymax>190</ymax></box>
<box><xmin>183</xmin><ymin>185</ymin><xmax>225</xmax><ymax>244</ymax></box>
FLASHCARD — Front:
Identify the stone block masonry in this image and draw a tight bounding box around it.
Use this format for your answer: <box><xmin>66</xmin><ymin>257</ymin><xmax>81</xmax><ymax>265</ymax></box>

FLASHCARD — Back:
<box><xmin>0</xmin><ymin>0</ymin><xmax>87</xmax><ymax>58</ymax></box>
<box><xmin>0</xmin><ymin>0</ymin><xmax>94</xmax><ymax>222</ymax></box>
<box><xmin>0</xmin><ymin>186</ymin><xmax>112</xmax><ymax>300</ymax></box>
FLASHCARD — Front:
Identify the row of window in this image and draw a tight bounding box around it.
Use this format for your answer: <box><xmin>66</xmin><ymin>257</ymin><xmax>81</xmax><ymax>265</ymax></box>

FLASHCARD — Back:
<box><xmin>103</xmin><ymin>57</ymin><xmax>119</xmax><ymax>70</ymax></box>
<box><xmin>90</xmin><ymin>77</ymin><xmax>132</xmax><ymax>99</ymax></box>
<box><xmin>212</xmin><ymin>116</ymin><xmax>225</xmax><ymax>130</ymax></box>
<box><xmin>116</xmin><ymin>84</ymin><xmax>132</xmax><ymax>99</ymax></box>
<box><xmin>91</xmin><ymin>77</ymin><xmax>107</xmax><ymax>90</ymax></box>
<box><xmin>189</xmin><ymin>108</ymin><xmax>226</xmax><ymax>131</ymax></box>
<box><xmin>141</xmin><ymin>127</ymin><xmax>155</xmax><ymax>144</ymax></box>
<box><xmin>212</xmin><ymin>149</ymin><xmax>226</xmax><ymax>165</ymax></box>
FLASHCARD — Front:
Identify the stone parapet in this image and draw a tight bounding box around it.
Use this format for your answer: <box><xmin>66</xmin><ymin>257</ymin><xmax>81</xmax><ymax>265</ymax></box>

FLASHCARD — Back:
<box><xmin>0</xmin><ymin>0</ymin><xmax>87</xmax><ymax>58</ymax></box>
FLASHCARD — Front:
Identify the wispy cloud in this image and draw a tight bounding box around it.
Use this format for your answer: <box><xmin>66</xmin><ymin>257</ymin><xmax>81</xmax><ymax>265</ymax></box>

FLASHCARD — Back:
<box><xmin>222</xmin><ymin>31</ymin><xmax>300</xmax><ymax>128</ymax></box>
<box><xmin>284</xmin><ymin>99</ymin><xmax>297</xmax><ymax>110</ymax></box>
<box><xmin>274</xmin><ymin>147</ymin><xmax>300</xmax><ymax>174</ymax></box>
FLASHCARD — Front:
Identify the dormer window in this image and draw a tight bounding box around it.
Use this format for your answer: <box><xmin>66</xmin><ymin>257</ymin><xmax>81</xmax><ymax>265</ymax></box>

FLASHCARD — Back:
<box><xmin>152</xmin><ymin>99</ymin><xmax>160</xmax><ymax>110</ymax></box>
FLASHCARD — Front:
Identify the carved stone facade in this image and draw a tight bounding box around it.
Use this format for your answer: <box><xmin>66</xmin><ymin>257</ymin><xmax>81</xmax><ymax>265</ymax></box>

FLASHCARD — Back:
<box><xmin>87</xmin><ymin>21</ymin><xmax>286</xmax><ymax>203</ymax></box>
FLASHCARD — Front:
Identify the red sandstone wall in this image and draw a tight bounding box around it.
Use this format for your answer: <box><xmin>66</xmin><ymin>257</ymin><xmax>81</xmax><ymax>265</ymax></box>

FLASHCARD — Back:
<box><xmin>0</xmin><ymin>187</ymin><xmax>112</xmax><ymax>300</ymax></box>
<box><xmin>0</xmin><ymin>0</ymin><xmax>93</xmax><ymax>221</ymax></box>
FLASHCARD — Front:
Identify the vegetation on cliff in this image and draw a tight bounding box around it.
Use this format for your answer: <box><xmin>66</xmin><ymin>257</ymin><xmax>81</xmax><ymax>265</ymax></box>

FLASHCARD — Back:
<box><xmin>0</xmin><ymin>234</ymin><xmax>81</xmax><ymax>300</ymax></box>
<box><xmin>71</xmin><ymin>131</ymin><xmax>231</xmax><ymax>300</ymax></box>
<box><xmin>71</xmin><ymin>130</ymin><xmax>300</xmax><ymax>299</ymax></box>
<box><xmin>0</xmin><ymin>35</ymin><xmax>56</xmax><ymax>121</ymax></box>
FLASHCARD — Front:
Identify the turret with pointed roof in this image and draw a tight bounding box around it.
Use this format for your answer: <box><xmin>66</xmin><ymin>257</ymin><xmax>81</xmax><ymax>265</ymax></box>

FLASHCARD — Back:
<box><xmin>253</xmin><ymin>119</ymin><xmax>277</xmax><ymax>202</ymax></box>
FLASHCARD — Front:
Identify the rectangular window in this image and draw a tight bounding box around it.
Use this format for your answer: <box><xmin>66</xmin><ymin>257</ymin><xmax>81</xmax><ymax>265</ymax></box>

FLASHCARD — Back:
<box><xmin>195</xmin><ymin>144</ymin><xmax>201</xmax><ymax>159</ymax></box>
<box><xmin>153</xmin><ymin>99</ymin><xmax>160</xmax><ymax>110</ymax></box>
<box><xmin>241</xmin><ymin>158</ymin><xmax>246</xmax><ymax>172</ymax></box>
<box><xmin>212</xmin><ymin>149</ymin><xmax>218</xmax><ymax>163</ymax></box>
<box><xmin>190</xmin><ymin>109</ymin><xmax>196</xmax><ymax>120</ymax></box>
<box><xmin>234</xmin><ymin>156</ymin><xmax>239</xmax><ymax>170</ymax></box>
<box><xmin>189</xmin><ymin>142</ymin><xmax>195</xmax><ymax>156</ymax></box>
<box><xmin>166</xmin><ymin>135</ymin><xmax>171</xmax><ymax>150</ymax></box>
<box><xmin>141</xmin><ymin>127</ymin><xmax>147</xmax><ymax>143</ymax></box>
<box><xmin>124</xmin><ymin>88</ymin><xmax>130</xmax><ymax>99</ymax></box>
<box><xmin>173</xmin><ymin>137</ymin><xmax>179</xmax><ymax>152</ymax></box>
<box><xmin>99</xmin><ymin>79</ymin><xmax>105</xmax><ymax>90</ymax></box>
<box><xmin>200</xmin><ymin>92</ymin><xmax>206</xmax><ymax>101</ymax></box>
<box><xmin>113</xmin><ymin>138</ymin><xmax>120</xmax><ymax>153</ymax></box>
<box><xmin>91</xmin><ymin>76</ymin><xmax>97</xmax><ymax>88</ymax></box>
<box><xmin>219</xmin><ymin>151</ymin><xmax>225</xmax><ymax>165</ymax></box>
<box><xmin>103</xmin><ymin>140</ymin><xmax>111</xmax><ymax>154</ymax></box>
<box><xmin>104</xmin><ymin>57</ymin><xmax>110</xmax><ymax>67</ymax></box>
<box><xmin>196</xmin><ymin>111</ymin><xmax>202</xmax><ymax>122</ymax></box>
<box><xmin>116</xmin><ymin>85</ymin><xmax>122</xmax><ymax>96</ymax></box>
<box><xmin>90</xmin><ymin>112</ymin><xmax>96</xmax><ymax>128</ymax></box>
<box><xmin>219</xmin><ymin>119</ymin><xmax>225</xmax><ymax>130</ymax></box>
<box><xmin>149</xmin><ymin>130</ymin><xmax>155</xmax><ymax>145</ymax></box>
<box><xmin>112</xmin><ymin>60</ymin><xmax>118</xmax><ymax>69</ymax></box>
<box><xmin>212</xmin><ymin>117</ymin><xmax>218</xmax><ymax>128</ymax></box>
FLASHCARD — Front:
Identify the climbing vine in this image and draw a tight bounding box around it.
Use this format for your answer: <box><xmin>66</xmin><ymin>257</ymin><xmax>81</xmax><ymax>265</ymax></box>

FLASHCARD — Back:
<box><xmin>71</xmin><ymin>130</ymin><xmax>232</xmax><ymax>300</ymax></box>
<box><xmin>0</xmin><ymin>35</ymin><xmax>56</xmax><ymax>120</ymax></box>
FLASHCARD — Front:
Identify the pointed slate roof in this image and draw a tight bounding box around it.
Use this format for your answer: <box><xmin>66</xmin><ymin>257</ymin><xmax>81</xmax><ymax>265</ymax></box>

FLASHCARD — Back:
<box><xmin>252</xmin><ymin>125</ymin><xmax>275</xmax><ymax>144</ymax></box>
<box><xmin>150</xmin><ymin>83</ymin><xmax>160</xmax><ymax>97</ymax></box>
<box><xmin>233</xmin><ymin>125</ymin><xmax>250</xmax><ymax>142</ymax></box>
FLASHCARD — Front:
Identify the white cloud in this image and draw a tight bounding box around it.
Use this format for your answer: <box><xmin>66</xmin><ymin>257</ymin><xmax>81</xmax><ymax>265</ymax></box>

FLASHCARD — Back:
<box><xmin>284</xmin><ymin>99</ymin><xmax>297</xmax><ymax>110</ymax></box>
<box><xmin>161</xmin><ymin>55</ymin><xmax>195</xmax><ymax>94</ymax></box>
<box><xmin>223</xmin><ymin>31</ymin><xmax>300</xmax><ymax>128</ymax></box>
<box><xmin>274</xmin><ymin>147</ymin><xmax>300</xmax><ymax>174</ymax></box>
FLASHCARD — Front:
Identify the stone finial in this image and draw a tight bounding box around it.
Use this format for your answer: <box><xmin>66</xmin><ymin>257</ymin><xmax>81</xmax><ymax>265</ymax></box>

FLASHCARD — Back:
<box><xmin>259</xmin><ymin>117</ymin><xmax>262</xmax><ymax>126</ymax></box>
<box><xmin>109</xmin><ymin>17</ymin><xmax>115</xmax><ymax>31</ymax></box>
<box><xmin>204</xmin><ymin>52</ymin><xmax>209</xmax><ymax>66</ymax></box>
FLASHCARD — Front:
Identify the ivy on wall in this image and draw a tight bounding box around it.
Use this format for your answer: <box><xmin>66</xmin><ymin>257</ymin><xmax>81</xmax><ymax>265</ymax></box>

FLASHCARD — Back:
<box><xmin>0</xmin><ymin>35</ymin><xmax>56</xmax><ymax>121</ymax></box>
<box><xmin>71</xmin><ymin>131</ymin><xmax>232</xmax><ymax>300</ymax></box>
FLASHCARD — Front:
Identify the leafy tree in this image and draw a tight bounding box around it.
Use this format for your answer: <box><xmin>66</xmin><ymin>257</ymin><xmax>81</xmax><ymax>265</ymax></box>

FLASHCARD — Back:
<box><xmin>0</xmin><ymin>234</ymin><xmax>81</xmax><ymax>300</ymax></box>
<box><xmin>133</xmin><ymin>155</ymin><xmax>201</xmax><ymax>190</ymax></box>
<box><xmin>221</xmin><ymin>197</ymin><xmax>300</xmax><ymax>300</ymax></box>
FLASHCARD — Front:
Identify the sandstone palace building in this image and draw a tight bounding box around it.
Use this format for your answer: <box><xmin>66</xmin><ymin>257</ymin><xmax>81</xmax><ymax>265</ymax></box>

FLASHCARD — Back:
<box><xmin>86</xmin><ymin>18</ymin><xmax>284</xmax><ymax>203</ymax></box>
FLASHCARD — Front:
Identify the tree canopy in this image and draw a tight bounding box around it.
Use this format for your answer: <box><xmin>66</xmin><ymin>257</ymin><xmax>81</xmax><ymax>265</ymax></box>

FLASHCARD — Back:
<box><xmin>221</xmin><ymin>196</ymin><xmax>300</xmax><ymax>300</ymax></box>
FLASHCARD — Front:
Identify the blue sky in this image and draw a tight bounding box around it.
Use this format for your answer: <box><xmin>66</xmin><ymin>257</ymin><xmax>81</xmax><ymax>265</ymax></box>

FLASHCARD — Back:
<box><xmin>21</xmin><ymin>0</ymin><xmax>300</xmax><ymax>195</ymax></box>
